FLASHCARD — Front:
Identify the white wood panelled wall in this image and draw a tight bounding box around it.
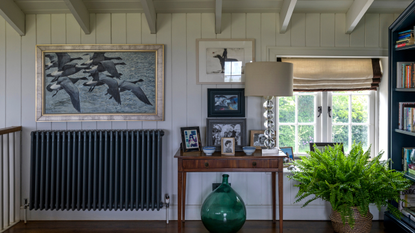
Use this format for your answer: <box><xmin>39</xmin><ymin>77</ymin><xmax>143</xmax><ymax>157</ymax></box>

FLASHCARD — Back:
<box><xmin>0</xmin><ymin>12</ymin><xmax>397</xmax><ymax>221</ymax></box>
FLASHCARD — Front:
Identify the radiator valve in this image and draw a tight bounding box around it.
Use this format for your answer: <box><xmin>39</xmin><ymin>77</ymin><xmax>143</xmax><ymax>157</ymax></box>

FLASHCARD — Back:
<box><xmin>165</xmin><ymin>194</ymin><xmax>170</xmax><ymax>208</ymax></box>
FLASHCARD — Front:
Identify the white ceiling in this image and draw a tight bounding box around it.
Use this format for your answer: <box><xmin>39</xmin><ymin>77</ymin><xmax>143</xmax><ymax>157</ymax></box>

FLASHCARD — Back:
<box><xmin>1</xmin><ymin>0</ymin><xmax>412</xmax><ymax>36</ymax></box>
<box><xmin>13</xmin><ymin>0</ymin><xmax>412</xmax><ymax>14</ymax></box>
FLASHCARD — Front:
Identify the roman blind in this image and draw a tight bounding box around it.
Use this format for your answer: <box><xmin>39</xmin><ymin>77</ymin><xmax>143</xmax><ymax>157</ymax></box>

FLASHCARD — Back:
<box><xmin>281</xmin><ymin>58</ymin><xmax>382</xmax><ymax>91</ymax></box>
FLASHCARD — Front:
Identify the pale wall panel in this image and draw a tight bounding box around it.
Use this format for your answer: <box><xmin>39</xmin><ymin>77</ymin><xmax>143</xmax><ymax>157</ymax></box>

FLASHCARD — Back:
<box><xmin>380</xmin><ymin>14</ymin><xmax>394</xmax><ymax>49</ymax></box>
<box><xmin>231</xmin><ymin>13</ymin><xmax>246</xmax><ymax>38</ymax></box>
<box><xmin>365</xmin><ymin>14</ymin><xmax>380</xmax><ymax>47</ymax></box>
<box><xmin>201</xmin><ymin>13</ymin><xmax>216</xmax><ymax>39</ymax></box>
<box><xmin>335</xmin><ymin>13</ymin><xmax>349</xmax><ymax>47</ymax></box>
<box><xmin>156</xmin><ymin>13</ymin><xmax>173</xmax><ymax>198</ymax></box>
<box><xmin>36</xmin><ymin>14</ymin><xmax>52</xmax><ymax>130</ymax></box>
<box><xmin>186</xmin><ymin>13</ymin><xmax>203</xmax><ymax>206</ymax></box>
<box><xmin>51</xmin><ymin>14</ymin><xmax>68</xmax><ymax>130</ymax></box>
<box><xmin>171</xmin><ymin>13</ymin><xmax>187</xmax><ymax>206</ymax></box>
<box><xmin>306</xmin><ymin>13</ymin><xmax>320</xmax><ymax>47</ymax></box>
<box><xmin>217</xmin><ymin>13</ymin><xmax>231</xmax><ymax>39</ymax></box>
<box><xmin>276</xmin><ymin>13</ymin><xmax>291</xmax><ymax>47</ymax></box>
<box><xmin>320</xmin><ymin>13</ymin><xmax>335</xmax><ymax>47</ymax></box>
<box><xmin>291</xmin><ymin>13</ymin><xmax>306</xmax><ymax>47</ymax></box>
<box><xmin>21</xmin><ymin>14</ymin><xmax>37</xmax><ymax>204</ymax></box>
<box><xmin>0</xmin><ymin>18</ymin><xmax>5</xmax><ymax>127</ymax></box>
<box><xmin>350</xmin><ymin>16</ymin><xmax>365</xmax><ymax>47</ymax></box>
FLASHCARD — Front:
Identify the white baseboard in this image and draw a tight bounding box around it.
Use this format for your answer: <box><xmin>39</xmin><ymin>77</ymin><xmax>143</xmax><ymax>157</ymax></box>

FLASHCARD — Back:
<box><xmin>27</xmin><ymin>204</ymin><xmax>386</xmax><ymax>221</ymax></box>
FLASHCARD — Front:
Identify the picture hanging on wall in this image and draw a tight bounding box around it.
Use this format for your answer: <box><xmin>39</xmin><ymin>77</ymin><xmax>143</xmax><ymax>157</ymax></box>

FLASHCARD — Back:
<box><xmin>196</xmin><ymin>39</ymin><xmax>255</xmax><ymax>84</ymax></box>
<box><xmin>35</xmin><ymin>44</ymin><xmax>164</xmax><ymax>122</ymax></box>
<box><xmin>207</xmin><ymin>88</ymin><xmax>245</xmax><ymax>117</ymax></box>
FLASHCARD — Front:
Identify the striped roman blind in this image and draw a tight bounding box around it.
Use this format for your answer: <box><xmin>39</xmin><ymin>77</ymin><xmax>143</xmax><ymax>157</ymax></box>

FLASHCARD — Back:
<box><xmin>281</xmin><ymin>58</ymin><xmax>382</xmax><ymax>92</ymax></box>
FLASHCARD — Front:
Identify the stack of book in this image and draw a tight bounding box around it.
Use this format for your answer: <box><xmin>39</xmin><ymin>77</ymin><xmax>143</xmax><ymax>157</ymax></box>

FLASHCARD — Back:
<box><xmin>397</xmin><ymin>62</ymin><xmax>415</xmax><ymax>88</ymax></box>
<box><xmin>399</xmin><ymin>102</ymin><xmax>415</xmax><ymax>130</ymax></box>
<box><xmin>400</xmin><ymin>184</ymin><xmax>415</xmax><ymax>221</ymax></box>
<box><xmin>396</xmin><ymin>29</ymin><xmax>415</xmax><ymax>48</ymax></box>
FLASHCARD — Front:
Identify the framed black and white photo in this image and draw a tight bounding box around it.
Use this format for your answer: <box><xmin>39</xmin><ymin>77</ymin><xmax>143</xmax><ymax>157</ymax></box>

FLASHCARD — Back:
<box><xmin>208</xmin><ymin>88</ymin><xmax>245</xmax><ymax>117</ymax></box>
<box><xmin>180</xmin><ymin>127</ymin><xmax>201</xmax><ymax>152</ymax></box>
<box><xmin>250</xmin><ymin>130</ymin><xmax>266</xmax><ymax>149</ymax></box>
<box><xmin>206</xmin><ymin>118</ymin><xmax>246</xmax><ymax>151</ymax></box>
<box><xmin>196</xmin><ymin>39</ymin><xmax>255</xmax><ymax>84</ymax></box>
<box><xmin>221</xmin><ymin>137</ymin><xmax>235</xmax><ymax>155</ymax></box>
<box><xmin>36</xmin><ymin>44</ymin><xmax>164</xmax><ymax>122</ymax></box>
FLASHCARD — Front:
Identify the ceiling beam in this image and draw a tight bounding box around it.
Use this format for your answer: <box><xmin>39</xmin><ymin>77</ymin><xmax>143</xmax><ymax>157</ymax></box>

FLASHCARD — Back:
<box><xmin>345</xmin><ymin>0</ymin><xmax>374</xmax><ymax>34</ymax></box>
<box><xmin>141</xmin><ymin>0</ymin><xmax>157</xmax><ymax>34</ymax></box>
<box><xmin>215</xmin><ymin>0</ymin><xmax>223</xmax><ymax>34</ymax></box>
<box><xmin>0</xmin><ymin>0</ymin><xmax>25</xmax><ymax>36</ymax></box>
<box><xmin>279</xmin><ymin>0</ymin><xmax>297</xmax><ymax>34</ymax></box>
<box><xmin>63</xmin><ymin>0</ymin><xmax>90</xmax><ymax>34</ymax></box>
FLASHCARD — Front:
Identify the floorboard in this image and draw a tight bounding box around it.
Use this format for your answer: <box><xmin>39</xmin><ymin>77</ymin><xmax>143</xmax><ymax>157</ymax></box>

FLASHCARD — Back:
<box><xmin>4</xmin><ymin>220</ymin><xmax>387</xmax><ymax>233</ymax></box>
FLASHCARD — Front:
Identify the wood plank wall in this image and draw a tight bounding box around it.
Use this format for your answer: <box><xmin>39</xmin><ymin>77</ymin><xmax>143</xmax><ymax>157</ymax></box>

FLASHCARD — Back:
<box><xmin>0</xmin><ymin>12</ymin><xmax>396</xmax><ymax>221</ymax></box>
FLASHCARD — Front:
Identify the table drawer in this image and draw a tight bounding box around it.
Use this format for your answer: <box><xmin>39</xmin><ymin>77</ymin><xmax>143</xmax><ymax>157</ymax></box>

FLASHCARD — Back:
<box><xmin>237</xmin><ymin>159</ymin><xmax>279</xmax><ymax>168</ymax></box>
<box><xmin>182</xmin><ymin>159</ymin><xmax>280</xmax><ymax>169</ymax></box>
<box><xmin>183</xmin><ymin>160</ymin><xmax>236</xmax><ymax>169</ymax></box>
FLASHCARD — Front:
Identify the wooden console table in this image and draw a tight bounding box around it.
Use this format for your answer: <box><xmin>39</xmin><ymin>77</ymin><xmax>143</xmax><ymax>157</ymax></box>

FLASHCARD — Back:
<box><xmin>174</xmin><ymin>149</ymin><xmax>286</xmax><ymax>232</ymax></box>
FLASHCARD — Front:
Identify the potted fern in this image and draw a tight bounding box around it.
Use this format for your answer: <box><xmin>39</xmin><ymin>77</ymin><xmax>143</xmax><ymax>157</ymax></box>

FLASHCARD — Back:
<box><xmin>288</xmin><ymin>143</ymin><xmax>412</xmax><ymax>233</ymax></box>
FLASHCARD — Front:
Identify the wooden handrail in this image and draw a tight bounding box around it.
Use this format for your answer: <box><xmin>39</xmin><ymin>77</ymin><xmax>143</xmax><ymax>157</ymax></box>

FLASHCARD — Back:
<box><xmin>0</xmin><ymin>126</ymin><xmax>22</xmax><ymax>135</ymax></box>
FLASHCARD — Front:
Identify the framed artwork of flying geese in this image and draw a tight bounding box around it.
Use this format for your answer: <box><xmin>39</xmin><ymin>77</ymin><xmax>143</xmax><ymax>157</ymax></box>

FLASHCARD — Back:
<box><xmin>35</xmin><ymin>44</ymin><xmax>164</xmax><ymax>122</ymax></box>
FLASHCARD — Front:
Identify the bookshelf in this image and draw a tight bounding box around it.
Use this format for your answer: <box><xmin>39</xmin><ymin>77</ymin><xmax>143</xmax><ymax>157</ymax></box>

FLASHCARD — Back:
<box><xmin>386</xmin><ymin>1</ymin><xmax>415</xmax><ymax>232</ymax></box>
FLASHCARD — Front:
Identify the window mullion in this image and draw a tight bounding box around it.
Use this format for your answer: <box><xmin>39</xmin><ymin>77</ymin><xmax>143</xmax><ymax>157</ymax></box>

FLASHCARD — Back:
<box><xmin>349</xmin><ymin>94</ymin><xmax>352</xmax><ymax>149</ymax></box>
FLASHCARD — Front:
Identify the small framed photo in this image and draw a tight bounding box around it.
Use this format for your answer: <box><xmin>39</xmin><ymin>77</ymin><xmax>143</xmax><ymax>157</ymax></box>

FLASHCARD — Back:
<box><xmin>221</xmin><ymin>137</ymin><xmax>235</xmax><ymax>155</ymax></box>
<box><xmin>180</xmin><ymin>127</ymin><xmax>202</xmax><ymax>152</ymax></box>
<box><xmin>250</xmin><ymin>130</ymin><xmax>266</xmax><ymax>149</ymax></box>
<box><xmin>196</xmin><ymin>39</ymin><xmax>255</xmax><ymax>84</ymax></box>
<box><xmin>280</xmin><ymin>147</ymin><xmax>294</xmax><ymax>161</ymax></box>
<box><xmin>309</xmin><ymin>142</ymin><xmax>343</xmax><ymax>153</ymax></box>
<box><xmin>206</xmin><ymin>118</ymin><xmax>246</xmax><ymax>151</ymax></box>
<box><xmin>208</xmin><ymin>88</ymin><xmax>245</xmax><ymax>117</ymax></box>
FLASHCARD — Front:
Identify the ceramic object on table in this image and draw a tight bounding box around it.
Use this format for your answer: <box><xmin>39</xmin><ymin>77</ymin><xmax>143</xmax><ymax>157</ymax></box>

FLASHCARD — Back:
<box><xmin>201</xmin><ymin>174</ymin><xmax>246</xmax><ymax>233</ymax></box>
<box><xmin>242</xmin><ymin>146</ymin><xmax>256</xmax><ymax>155</ymax></box>
<box><xmin>203</xmin><ymin>146</ymin><xmax>216</xmax><ymax>156</ymax></box>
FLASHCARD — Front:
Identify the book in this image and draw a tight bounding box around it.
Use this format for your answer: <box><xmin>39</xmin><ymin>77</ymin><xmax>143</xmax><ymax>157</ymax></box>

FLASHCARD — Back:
<box><xmin>398</xmin><ymin>102</ymin><xmax>415</xmax><ymax>129</ymax></box>
<box><xmin>399</xmin><ymin>29</ymin><xmax>414</xmax><ymax>35</ymax></box>
<box><xmin>402</xmin><ymin>208</ymin><xmax>415</xmax><ymax>222</ymax></box>
<box><xmin>400</xmin><ymin>184</ymin><xmax>415</xmax><ymax>212</ymax></box>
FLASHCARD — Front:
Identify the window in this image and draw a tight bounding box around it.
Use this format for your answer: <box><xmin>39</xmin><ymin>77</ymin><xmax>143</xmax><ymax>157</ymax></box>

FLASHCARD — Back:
<box><xmin>277</xmin><ymin>91</ymin><xmax>375</xmax><ymax>155</ymax></box>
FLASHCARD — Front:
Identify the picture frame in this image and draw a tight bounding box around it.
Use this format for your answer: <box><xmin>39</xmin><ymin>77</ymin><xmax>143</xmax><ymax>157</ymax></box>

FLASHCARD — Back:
<box><xmin>180</xmin><ymin>127</ymin><xmax>202</xmax><ymax>152</ymax></box>
<box><xmin>221</xmin><ymin>137</ymin><xmax>235</xmax><ymax>155</ymax></box>
<box><xmin>207</xmin><ymin>88</ymin><xmax>245</xmax><ymax>117</ymax></box>
<box><xmin>250</xmin><ymin>130</ymin><xmax>266</xmax><ymax>149</ymax></box>
<box><xmin>206</xmin><ymin>118</ymin><xmax>246</xmax><ymax>152</ymax></box>
<box><xmin>280</xmin><ymin>147</ymin><xmax>294</xmax><ymax>160</ymax></box>
<box><xmin>196</xmin><ymin>39</ymin><xmax>255</xmax><ymax>84</ymax></box>
<box><xmin>35</xmin><ymin>44</ymin><xmax>164</xmax><ymax>122</ymax></box>
<box><xmin>309</xmin><ymin>142</ymin><xmax>344</xmax><ymax>153</ymax></box>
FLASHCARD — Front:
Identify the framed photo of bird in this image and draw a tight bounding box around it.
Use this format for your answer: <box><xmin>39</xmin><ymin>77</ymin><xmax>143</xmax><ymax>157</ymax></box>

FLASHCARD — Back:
<box><xmin>196</xmin><ymin>39</ymin><xmax>255</xmax><ymax>85</ymax></box>
<box><xmin>207</xmin><ymin>88</ymin><xmax>245</xmax><ymax>117</ymax></box>
<box><xmin>35</xmin><ymin>44</ymin><xmax>164</xmax><ymax>122</ymax></box>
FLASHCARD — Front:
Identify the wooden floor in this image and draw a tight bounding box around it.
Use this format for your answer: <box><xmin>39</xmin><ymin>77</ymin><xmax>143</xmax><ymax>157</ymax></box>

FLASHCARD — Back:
<box><xmin>4</xmin><ymin>220</ymin><xmax>387</xmax><ymax>233</ymax></box>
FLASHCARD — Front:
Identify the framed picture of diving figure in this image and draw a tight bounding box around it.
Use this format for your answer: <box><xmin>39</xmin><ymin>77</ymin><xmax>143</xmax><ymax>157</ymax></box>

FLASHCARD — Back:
<box><xmin>35</xmin><ymin>44</ymin><xmax>164</xmax><ymax>122</ymax></box>
<box><xmin>196</xmin><ymin>39</ymin><xmax>255</xmax><ymax>84</ymax></box>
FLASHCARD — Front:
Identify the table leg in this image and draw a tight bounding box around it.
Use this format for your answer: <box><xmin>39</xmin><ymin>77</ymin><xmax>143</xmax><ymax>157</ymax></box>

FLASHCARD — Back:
<box><xmin>183</xmin><ymin>172</ymin><xmax>187</xmax><ymax>223</ymax></box>
<box><xmin>272</xmin><ymin>172</ymin><xmax>276</xmax><ymax>223</ymax></box>
<box><xmin>178</xmin><ymin>171</ymin><xmax>182</xmax><ymax>232</ymax></box>
<box><xmin>278</xmin><ymin>170</ymin><xmax>283</xmax><ymax>233</ymax></box>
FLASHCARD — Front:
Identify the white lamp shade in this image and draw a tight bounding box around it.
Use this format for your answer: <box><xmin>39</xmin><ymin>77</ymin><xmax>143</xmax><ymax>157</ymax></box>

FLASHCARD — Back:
<box><xmin>245</xmin><ymin>62</ymin><xmax>293</xmax><ymax>97</ymax></box>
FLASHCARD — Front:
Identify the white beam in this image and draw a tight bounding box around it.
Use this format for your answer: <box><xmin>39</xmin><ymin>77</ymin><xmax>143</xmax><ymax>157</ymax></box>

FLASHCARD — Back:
<box><xmin>0</xmin><ymin>0</ymin><xmax>25</xmax><ymax>36</ymax></box>
<box><xmin>215</xmin><ymin>0</ymin><xmax>222</xmax><ymax>34</ymax></box>
<box><xmin>345</xmin><ymin>0</ymin><xmax>374</xmax><ymax>34</ymax></box>
<box><xmin>63</xmin><ymin>0</ymin><xmax>90</xmax><ymax>34</ymax></box>
<box><xmin>279</xmin><ymin>0</ymin><xmax>297</xmax><ymax>34</ymax></box>
<box><xmin>140</xmin><ymin>0</ymin><xmax>157</xmax><ymax>34</ymax></box>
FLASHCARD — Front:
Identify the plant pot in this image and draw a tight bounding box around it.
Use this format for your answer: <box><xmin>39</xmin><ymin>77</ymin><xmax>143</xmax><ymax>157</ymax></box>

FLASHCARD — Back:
<box><xmin>329</xmin><ymin>207</ymin><xmax>373</xmax><ymax>233</ymax></box>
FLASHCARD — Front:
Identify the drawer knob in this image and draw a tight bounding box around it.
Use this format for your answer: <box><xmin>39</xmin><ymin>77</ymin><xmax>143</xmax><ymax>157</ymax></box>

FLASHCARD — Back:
<box><xmin>252</xmin><ymin>162</ymin><xmax>257</xmax><ymax>166</ymax></box>
<box><xmin>205</xmin><ymin>162</ymin><xmax>209</xmax><ymax>167</ymax></box>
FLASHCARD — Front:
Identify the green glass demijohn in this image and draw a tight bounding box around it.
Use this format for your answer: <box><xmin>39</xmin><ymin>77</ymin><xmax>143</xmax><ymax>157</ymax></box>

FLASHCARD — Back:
<box><xmin>201</xmin><ymin>174</ymin><xmax>246</xmax><ymax>233</ymax></box>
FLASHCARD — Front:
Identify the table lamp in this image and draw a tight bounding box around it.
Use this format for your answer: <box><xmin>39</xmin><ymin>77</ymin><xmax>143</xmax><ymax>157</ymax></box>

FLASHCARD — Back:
<box><xmin>245</xmin><ymin>62</ymin><xmax>293</xmax><ymax>154</ymax></box>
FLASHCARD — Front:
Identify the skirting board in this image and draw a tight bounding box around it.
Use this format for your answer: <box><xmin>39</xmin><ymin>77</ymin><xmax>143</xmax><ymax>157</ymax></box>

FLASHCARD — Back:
<box><xmin>27</xmin><ymin>204</ymin><xmax>386</xmax><ymax>221</ymax></box>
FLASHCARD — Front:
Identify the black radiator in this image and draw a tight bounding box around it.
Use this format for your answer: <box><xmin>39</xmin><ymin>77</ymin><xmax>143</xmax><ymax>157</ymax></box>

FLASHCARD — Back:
<box><xmin>29</xmin><ymin>130</ymin><xmax>164</xmax><ymax>211</ymax></box>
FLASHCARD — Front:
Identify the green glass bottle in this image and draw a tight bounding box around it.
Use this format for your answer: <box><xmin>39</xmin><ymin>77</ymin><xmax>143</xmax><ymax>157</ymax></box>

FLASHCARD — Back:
<box><xmin>201</xmin><ymin>174</ymin><xmax>246</xmax><ymax>233</ymax></box>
